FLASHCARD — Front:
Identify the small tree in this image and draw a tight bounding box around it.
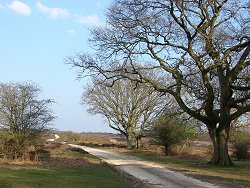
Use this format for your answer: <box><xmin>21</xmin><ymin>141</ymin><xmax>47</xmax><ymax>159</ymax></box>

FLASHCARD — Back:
<box><xmin>0</xmin><ymin>82</ymin><xmax>55</xmax><ymax>160</ymax></box>
<box><xmin>151</xmin><ymin>114</ymin><xmax>196</xmax><ymax>155</ymax></box>
<box><xmin>83</xmin><ymin>78</ymin><xmax>164</xmax><ymax>149</ymax></box>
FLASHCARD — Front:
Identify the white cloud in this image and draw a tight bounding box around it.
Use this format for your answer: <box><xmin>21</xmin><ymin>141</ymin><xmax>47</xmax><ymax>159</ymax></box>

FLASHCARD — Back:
<box><xmin>8</xmin><ymin>1</ymin><xmax>32</xmax><ymax>16</ymax></box>
<box><xmin>36</xmin><ymin>1</ymin><xmax>70</xmax><ymax>19</ymax></box>
<box><xmin>66</xmin><ymin>29</ymin><xmax>75</xmax><ymax>34</ymax></box>
<box><xmin>76</xmin><ymin>15</ymin><xmax>102</xmax><ymax>26</ymax></box>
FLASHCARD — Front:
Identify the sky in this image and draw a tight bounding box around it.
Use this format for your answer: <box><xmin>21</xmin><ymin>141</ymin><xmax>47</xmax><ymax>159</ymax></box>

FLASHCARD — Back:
<box><xmin>0</xmin><ymin>0</ymin><xmax>115</xmax><ymax>133</ymax></box>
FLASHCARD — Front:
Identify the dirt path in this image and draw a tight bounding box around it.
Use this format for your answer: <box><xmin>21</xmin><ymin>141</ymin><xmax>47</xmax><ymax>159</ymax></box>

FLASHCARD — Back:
<box><xmin>69</xmin><ymin>144</ymin><xmax>224</xmax><ymax>188</ymax></box>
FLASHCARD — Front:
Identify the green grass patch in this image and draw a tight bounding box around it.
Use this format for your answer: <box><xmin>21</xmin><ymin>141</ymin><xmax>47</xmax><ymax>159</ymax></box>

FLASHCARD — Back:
<box><xmin>124</xmin><ymin>152</ymin><xmax>250</xmax><ymax>187</ymax></box>
<box><xmin>0</xmin><ymin>166</ymin><xmax>132</xmax><ymax>188</ymax></box>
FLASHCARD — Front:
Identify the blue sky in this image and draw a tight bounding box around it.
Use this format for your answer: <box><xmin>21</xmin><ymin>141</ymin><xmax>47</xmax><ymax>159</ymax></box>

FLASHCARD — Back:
<box><xmin>0</xmin><ymin>0</ymin><xmax>115</xmax><ymax>132</ymax></box>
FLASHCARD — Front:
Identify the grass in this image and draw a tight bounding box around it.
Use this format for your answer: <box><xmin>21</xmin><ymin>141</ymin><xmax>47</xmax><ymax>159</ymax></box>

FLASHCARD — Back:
<box><xmin>0</xmin><ymin>144</ymin><xmax>133</xmax><ymax>188</ymax></box>
<box><xmin>0</xmin><ymin>166</ymin><xmax>132</xmax><ymax>188</ymax></box>
<box><xmin>123</xmin><ymin>152</ymin><xmax>250</xmax><ymax>187</ymax></box>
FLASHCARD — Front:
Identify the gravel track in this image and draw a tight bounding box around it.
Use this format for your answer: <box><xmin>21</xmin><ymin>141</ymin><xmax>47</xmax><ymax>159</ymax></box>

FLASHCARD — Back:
<box><xmin>69</xmin><ymin>144</ymin><xmax>223</xmax><ymax>188</ymax></box>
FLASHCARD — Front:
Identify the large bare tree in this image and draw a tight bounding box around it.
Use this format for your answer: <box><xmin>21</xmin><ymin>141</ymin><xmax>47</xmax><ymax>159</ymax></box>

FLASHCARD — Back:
<box><xmin>83</xmin><ymin>78</ymin><xmax>164</xmax><ymax>149</ymax></box>
<box><xmin>0</xmin><ymin>82</ymin><xmax>55</xmax><ymax>160</ymax></box>
<box><xmin>68</xmin><ymin>0</ymin><xmax>250</xmax><ymax>166</ymax></box>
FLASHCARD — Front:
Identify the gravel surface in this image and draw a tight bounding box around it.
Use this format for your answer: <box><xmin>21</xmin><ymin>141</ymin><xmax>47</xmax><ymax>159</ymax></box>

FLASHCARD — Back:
<box><xmin>69</xmin><ymin>144</ymin><xmax>224</xmax><ymax>188</ymax></box>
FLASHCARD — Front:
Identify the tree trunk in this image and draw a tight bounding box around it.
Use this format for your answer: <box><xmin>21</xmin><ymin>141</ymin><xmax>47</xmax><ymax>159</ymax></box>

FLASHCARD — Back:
<box><xmin>164</xmin><ymin>146</ymin><xmax>170</xmax><ymax>156</ymax></box>
<box><xmin>34</xmin><ymin>151</ymin><xmax>39</xmax><ymax>161</ymax></box>
<box><xmin>126</xmin><ymin>134</ymin><xmax>133</xmax><ymax>150</ymax></box>
<box><xmin>208</xmin><ymin>126</ymin><xmax>233</xmax><ymax>166</ymax></box>
<box><xmin>135</xmin><ymin>136</ymin><xmax>142</xmax><ymax>149</ymax></box>
<box><xmin>208</xmin><ymin>128</ymin><xmax>219</xmax><ymax>164</ymax></box>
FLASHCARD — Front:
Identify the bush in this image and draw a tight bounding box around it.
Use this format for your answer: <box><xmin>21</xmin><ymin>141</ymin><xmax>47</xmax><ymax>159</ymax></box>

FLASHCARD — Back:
<box><xmin>29</xmin><ymin>149</ymin><xmax>50</xmax><ymax>161</ymax></box>
<box><xmin>150</xmin><ymin>114</ymin><xmax>196</xmax><ymax>155</ymax></box>
<box><xmin>230</xmin><ymin>127</ymin><xmax>250</xmax><ymax>160</ymax></box>
<box><xmin>234</xmin><ymin>142</ymin><xmax>249</xmax><ymax>160</ymax></box>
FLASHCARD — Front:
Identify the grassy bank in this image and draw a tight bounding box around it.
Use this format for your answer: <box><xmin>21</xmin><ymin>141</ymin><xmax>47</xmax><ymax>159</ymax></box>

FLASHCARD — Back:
<box><xmin>0</xmin><ymin>166</ymin><xmax>131</xmax><ymax>188</ymax></box>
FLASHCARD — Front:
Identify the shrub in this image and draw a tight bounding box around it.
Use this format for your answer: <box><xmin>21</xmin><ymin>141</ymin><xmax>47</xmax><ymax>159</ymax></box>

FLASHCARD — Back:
<box><xmin>150</xmin><ymin>114</ymin><xmax>196</xmax><ymax>155</ymax></box>
<box><xmin>230</xmin><ymin>127</ymin><xmax>250</xmax><ymax>160</ymax></box>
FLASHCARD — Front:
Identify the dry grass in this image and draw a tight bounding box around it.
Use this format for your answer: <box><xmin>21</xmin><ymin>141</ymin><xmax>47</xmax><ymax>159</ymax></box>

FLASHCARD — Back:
<box><xmin>0</xmin><ymin>143</ymin><xmax>100</xmax><ymax>168</ymax></box>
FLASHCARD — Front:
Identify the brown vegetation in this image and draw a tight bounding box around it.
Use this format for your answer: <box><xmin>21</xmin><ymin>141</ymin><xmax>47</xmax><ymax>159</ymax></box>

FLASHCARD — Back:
<box><xmin>0</xmin><ymin>141</ymin><xmax>99</xmax><ymax>168</ymax></box>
